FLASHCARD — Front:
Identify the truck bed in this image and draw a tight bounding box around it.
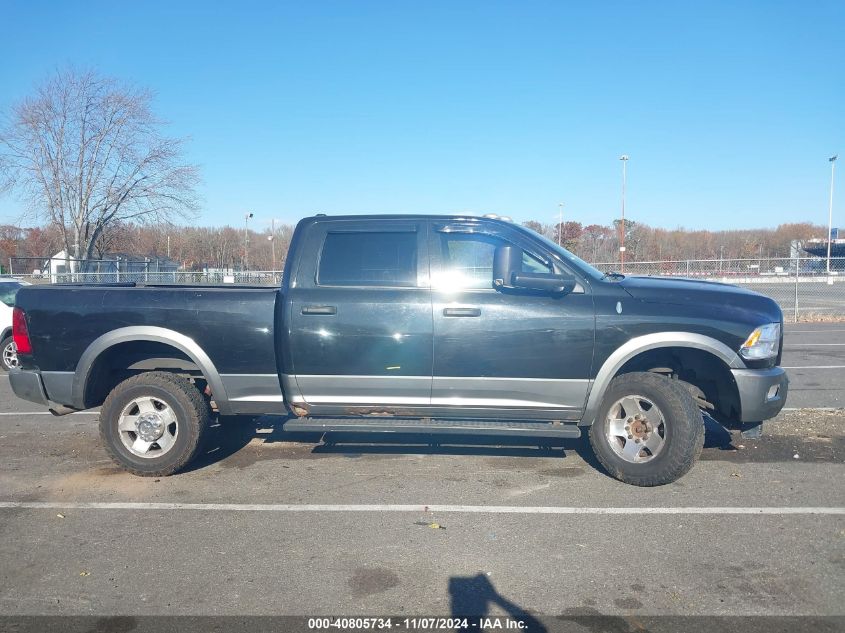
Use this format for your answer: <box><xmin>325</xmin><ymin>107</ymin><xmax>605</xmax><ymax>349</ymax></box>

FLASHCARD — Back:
<box><xmin>14</xmin><ymin>283</ymin><xmax>282</xmax><ymax>414</ymax></box>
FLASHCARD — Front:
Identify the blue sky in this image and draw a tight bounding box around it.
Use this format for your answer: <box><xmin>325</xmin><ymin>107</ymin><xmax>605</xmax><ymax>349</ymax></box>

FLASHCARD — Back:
<box><xmin>1</xmin><ymin>1</ymin><xmax>842</xmax><ymax>230</ymax></box>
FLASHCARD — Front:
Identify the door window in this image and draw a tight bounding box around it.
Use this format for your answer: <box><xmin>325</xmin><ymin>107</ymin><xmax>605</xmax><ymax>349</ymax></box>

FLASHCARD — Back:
<box><xmin>438</xmin><ymin>233</ymin><xmax>551</xmax><ymax>289</ymax></box>
<box><xmin>318</xmin><ymin>231</ymin><xmax>417</xmax><ymax>287</ymax></box>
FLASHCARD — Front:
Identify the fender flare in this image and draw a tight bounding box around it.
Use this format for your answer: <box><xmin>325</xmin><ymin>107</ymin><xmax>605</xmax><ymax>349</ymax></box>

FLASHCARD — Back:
<box><xmin>71</xmin><ymin>326</ymin><xmax>230</xmax><ymax>414</ymax></box>
<box><xmin>581</xmin><ymin>332</ymin><xmax>745</xmax><ymax>426</ymax></box>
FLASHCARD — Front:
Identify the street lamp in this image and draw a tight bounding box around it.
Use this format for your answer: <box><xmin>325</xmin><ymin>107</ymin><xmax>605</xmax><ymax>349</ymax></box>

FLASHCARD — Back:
<box><xmin>244</xmin><ymin>212</ymin><xmax>253</xmax><ymax>271</ymax></box>
<box><xmin>619</xmin><ymin>155</ymin><xmax>629</xmax><ymax>272</ymax></box>
<box><xmin>827</xmin><ymin>155</ymin><xmax>838</xmax><ymax>275</ymax></box>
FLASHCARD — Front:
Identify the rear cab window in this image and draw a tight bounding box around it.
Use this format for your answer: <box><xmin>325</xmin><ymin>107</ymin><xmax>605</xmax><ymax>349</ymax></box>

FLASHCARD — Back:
<box><xmin>0</xmin><ymin>283</ymin><xmax>22</xmax><ymax>307</ymax></box>
<box><xmin>318</xmin><ymin>231</ymin><xmax>418</xmax><ymax>287</ymax></box>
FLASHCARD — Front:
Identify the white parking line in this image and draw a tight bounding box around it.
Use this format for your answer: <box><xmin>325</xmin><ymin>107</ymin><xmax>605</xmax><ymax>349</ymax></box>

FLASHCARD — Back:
<box><xmin>783</xmin><ymin>323</ymin><xmax>845</xmax><ymax>334</ymax></box>
<box><xmin>785</xmin><ymin>329</ymin><xmax>845</xmax><ymax>333</ymax></box>
<box><xmin>0</xmin><ymin>411</ymin><xmax>98</xmax><ymax>416</ymax></box>
<box><xmin>1</xmin><ymin>407</ymin><xmax>839</xmax><ymax>416</ymax></box>
<box><xmin>0</xmin><ymin>501</ymin><xmax>842</xmax><ymax>515</ymax></box>
<box><xmin>782</xmin><ymin>365</ymin><xmax>845</xmax><ymax>369</ymax></box>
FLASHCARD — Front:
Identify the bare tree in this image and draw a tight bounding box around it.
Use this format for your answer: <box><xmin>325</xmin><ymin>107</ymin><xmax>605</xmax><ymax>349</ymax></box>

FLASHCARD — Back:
<box><xmin>0</xmin><ymin>68</ymin><xmax>199</xmax><ymax>261</ymax></box>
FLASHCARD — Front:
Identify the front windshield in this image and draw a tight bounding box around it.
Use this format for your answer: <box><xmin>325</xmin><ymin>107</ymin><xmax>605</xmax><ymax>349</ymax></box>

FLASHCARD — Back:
<box><xmin>0</xmin><ymin>283</ymin><xmax>22</xmax><ymax>307</ymax></box>
<box><xmin>519</xmin><ymin>225</ymin><xmax>606</xmax><ymax>280</ymax></box>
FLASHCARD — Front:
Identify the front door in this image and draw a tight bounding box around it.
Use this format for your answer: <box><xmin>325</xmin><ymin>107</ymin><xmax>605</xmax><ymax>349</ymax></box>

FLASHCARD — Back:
<box><xmin>286</xmin><ymin>218</ymin><xmax>433</xmax><ymax>416</ymax></box>
<box><xmin>430</xmin><ymin>221</ymin><xmax>595</xmax><ymax>420</ymax></box>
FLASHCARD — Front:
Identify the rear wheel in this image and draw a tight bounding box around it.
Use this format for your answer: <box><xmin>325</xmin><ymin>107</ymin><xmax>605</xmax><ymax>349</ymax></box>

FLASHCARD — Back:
<box><xmin>589</xmin><ymin>372</ymin><xmax>704</xmax><ymax>486</ymax></box>
<box><xmin>1</xmin><ymin>336</ymin><xmax>17</xmax><ymax>371</ymax></box>
<box><xmin>99</xmin><ymin>371</ymin><xmax>212</xmax><ymax>476</ymax></box>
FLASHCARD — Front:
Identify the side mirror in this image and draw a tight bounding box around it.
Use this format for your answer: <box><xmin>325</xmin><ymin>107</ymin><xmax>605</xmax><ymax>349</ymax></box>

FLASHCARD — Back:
<box><xmin>511</xmin><ymin>272</ymin><xmax>577</xmax><ymax>294</ymax></box>
<box><xmin>493</xmin><ymin>244</ymin><xmax>576</xmax><ymax>294</ymax></box>
<box><xmin>493</xmin><ymin>245</ymin><xmax>522</xmax><ymax>288</ymax></box>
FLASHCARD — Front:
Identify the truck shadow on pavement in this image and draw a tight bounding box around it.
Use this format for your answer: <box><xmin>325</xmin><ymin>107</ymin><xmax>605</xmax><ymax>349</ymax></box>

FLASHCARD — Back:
<box><xmin>185</xmin><ymin>412</ymin><xmax>774</xmax><ymax>474</ymax></box>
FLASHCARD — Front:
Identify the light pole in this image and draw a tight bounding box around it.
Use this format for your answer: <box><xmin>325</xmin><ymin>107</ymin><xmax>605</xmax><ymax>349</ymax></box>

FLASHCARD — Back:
<box><xmin>827</xmin><ymin>155</ymin><xmax>838</xmax><ymax>275</ymax></box>
<box><xmin>619</xmin><ymin>154</ymin><xmax>629</xmax><ymax>272</ymax></box>
<box><xmin>244</xmin><ymin>212</ymin><xmax>254</xmax><ymax>271</ymax></box>
<box><xmin>268</xmin><ymin>218</ymin><xmax>276</xmax><ymax>272</ymax></box>
<box><xmin>557</xmin><ymin>202</ymin><xmax>564</xmax><ymax>246</ymax></box>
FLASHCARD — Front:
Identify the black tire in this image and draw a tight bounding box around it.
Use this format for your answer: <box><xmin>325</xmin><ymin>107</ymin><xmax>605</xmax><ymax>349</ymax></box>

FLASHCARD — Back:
<box><xmin>99</xmin><ymin>371</ymin><xmax>212</xmax><ymax>476</ymax></box>
<box><xmin>589</xmin><ymin>372</ymin><xmax>704</xmax><ymax>486</ymax></box>
<box><xmin>1</xmin><ymin>335</ymin><xmax>17</xmax><ymax>372</ymax></box>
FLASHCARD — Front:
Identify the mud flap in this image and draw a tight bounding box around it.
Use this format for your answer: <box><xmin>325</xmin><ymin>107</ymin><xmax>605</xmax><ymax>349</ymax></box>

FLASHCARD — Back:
<box><xmin>740</xmin><ymin>421</ymin><xmax>763</xmax><ymax>439</ymax></box>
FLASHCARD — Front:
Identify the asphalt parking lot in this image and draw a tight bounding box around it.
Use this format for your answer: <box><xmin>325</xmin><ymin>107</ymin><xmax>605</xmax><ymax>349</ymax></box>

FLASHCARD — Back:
<box><xmin>0</xmin><ymin>323</ymin><xmax>843</xmax><ymax>631</ymax></box>
<box><xmin>735</xmin><ymin>280</ymin><xmax>845</xmax><ymax>319</ymax></box>
<box><xmin>781</xmin><ymin>322</ymin><xmax>845</xmax><ymax>408</ymax></box>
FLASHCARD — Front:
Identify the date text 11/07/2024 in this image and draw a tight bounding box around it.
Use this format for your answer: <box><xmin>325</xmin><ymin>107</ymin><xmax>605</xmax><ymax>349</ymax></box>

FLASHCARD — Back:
<box><xmin>307</xmin><ymin>617</ymin><xmax>533</xmax><ymax>630</ymax></box>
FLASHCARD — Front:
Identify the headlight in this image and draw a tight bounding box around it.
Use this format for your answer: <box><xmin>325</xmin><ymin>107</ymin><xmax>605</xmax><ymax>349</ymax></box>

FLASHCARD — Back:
<box><xmin>739</xmin><ymin>323</ymin><xmax>781</xmax><ymax>360</ymax></box>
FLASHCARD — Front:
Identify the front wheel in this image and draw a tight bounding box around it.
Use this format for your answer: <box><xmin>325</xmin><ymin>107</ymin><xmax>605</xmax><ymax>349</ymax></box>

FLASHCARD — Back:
<box><xmin>589</xmin><ymin>372</ymin><xmax>704</xmax><ymax>486</ymax></box>
<box><xmin>99</xmin><ymin>371</ymin><xmax>212</xmax><ymax>476</ymax></box>
<box><xmin>1</xmin><ymin>336</ymin><xmax>18</xmax><ymax>371</ymax></box>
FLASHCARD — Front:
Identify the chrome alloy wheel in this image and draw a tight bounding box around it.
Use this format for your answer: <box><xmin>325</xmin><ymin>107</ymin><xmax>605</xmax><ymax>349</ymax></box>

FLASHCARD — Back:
<box><xmin>2</xmin><ymin>340</ymin><xmax>18</xmax><ymax>370</ymax></box>
<box><xmin>117</xmin><ymin>396</ymin><xmax>178</xmax><ymax>458</ymax></box>
<box><xmin>605</xmin><ymin>395</ymin><xmax>666</xmax><ymax>463</ymax></box>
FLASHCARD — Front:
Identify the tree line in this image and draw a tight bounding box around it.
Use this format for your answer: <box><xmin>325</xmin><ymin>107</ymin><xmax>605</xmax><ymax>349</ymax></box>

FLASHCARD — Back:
<box><xmin>0</xmin><ymin>218</ymin><xmax>827</xmax><ymax>275</ymax></box>
<box><xmin>524</xmin><ymin>219</ymin><xmax>824</xmax><ymax>263</ymax></box>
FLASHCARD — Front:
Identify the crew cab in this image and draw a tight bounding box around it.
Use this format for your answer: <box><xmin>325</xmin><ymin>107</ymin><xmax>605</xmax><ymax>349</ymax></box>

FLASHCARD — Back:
<box><xmin>9</xmin><ymin>215</ymin><xmax>788</xmax><ymax>485</ymax></box>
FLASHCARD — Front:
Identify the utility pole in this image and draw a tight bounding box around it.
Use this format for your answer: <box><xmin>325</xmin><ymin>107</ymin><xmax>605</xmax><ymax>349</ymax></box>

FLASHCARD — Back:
<box><xmin>269</xmin><ymin>218</ymin><xmax>276</xmax><ymax>272</ymax></box>
<box><xmin>557</xmin><ymin>202</ymin><xmax>564</xmax><ymax>246</ymax></box>
<box><xmin>619</xmin><ymin>155</ymin><xmax>629</xmax><ymax>272</ymax></box>
<box><xmin>828</xmin><ymin>155</ymin><xmax>838</xmax><ymax>275</ymax></box>
<box><xmin>244</xmin><ymin>212</ymin><xmax>254</xmax><ymax>271</ymax></box>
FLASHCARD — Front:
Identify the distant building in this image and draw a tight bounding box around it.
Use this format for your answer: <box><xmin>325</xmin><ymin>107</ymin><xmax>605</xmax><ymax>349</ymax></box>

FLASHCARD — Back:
<box><xmin>802</xmin><ymin>238</ymin><xmax>845</xmax><ymax>258</ymax></box>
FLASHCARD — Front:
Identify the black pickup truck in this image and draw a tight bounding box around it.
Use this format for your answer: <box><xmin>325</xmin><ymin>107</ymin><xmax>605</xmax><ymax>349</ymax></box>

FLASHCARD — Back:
<box><xmin>9</xmin><ymin>214</ymin><xmax>788</xmax><ymax>485</ymax></box>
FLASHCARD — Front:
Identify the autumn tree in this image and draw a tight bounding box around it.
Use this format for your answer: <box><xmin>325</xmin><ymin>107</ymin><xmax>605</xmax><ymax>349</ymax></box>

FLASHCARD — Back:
<box><xmin>0</xmin><ymin>68</ymin><xmax>199</xmax><ymax>262</ymax></box>
<box><xmin>521</xmin><ymin>220</ymin><xmax>543</xmax><ymax>234</ymax></box>
<box><xmin>581</xmin><ymin>224</ymin><xmax>613</xmax><ymax>261</ymax></box>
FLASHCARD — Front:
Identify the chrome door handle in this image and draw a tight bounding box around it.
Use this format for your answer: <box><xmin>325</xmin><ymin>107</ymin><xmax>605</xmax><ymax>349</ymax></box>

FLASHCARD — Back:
<box><xmin>443</xmin><ymin>307</ymin><xmax>481</xmax><ymax>317</ymax></box>
<box><xmin>302</xmin><ymin>305</ymin><xmax>337</xmax><ymax>315</ymax></box>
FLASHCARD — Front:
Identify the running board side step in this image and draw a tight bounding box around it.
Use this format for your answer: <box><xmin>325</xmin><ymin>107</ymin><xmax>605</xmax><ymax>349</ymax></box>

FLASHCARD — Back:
<box><xmin>283</xmin><ymin>418</ymin><xmax>582</xmax><ymax>438</ymax></box>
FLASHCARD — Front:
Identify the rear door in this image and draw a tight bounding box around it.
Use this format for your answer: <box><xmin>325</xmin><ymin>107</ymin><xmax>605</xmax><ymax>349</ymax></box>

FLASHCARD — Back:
<box><xmin>285</xmin><ymin>219</ymin><xmax>433</xmax><ymax>416</ymax></box>
<box><xmin>429</xmin><ymin>221</ymin><xmax>595</xmax><ymax>420</ymax></box>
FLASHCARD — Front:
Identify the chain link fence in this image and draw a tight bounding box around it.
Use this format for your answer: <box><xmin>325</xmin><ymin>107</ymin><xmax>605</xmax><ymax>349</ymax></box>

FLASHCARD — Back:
<box><xmin>3</xmin><ymin>256</ymin><xmax>283</xmax><ymax>286</ymax></box>
<box><xmin>593</xmin><ymin>257</ymin><xmax>845</xmax><ymax>322</ymax></box>
<box><xmin>4</xmin><ymin>271</ymin><xmax>284</xmax><ymax>286</ymax></box>
<box><xmin>3</xmin><ymin>255</ymin><xmax>844</xmax><ymax>322</ymax></box>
